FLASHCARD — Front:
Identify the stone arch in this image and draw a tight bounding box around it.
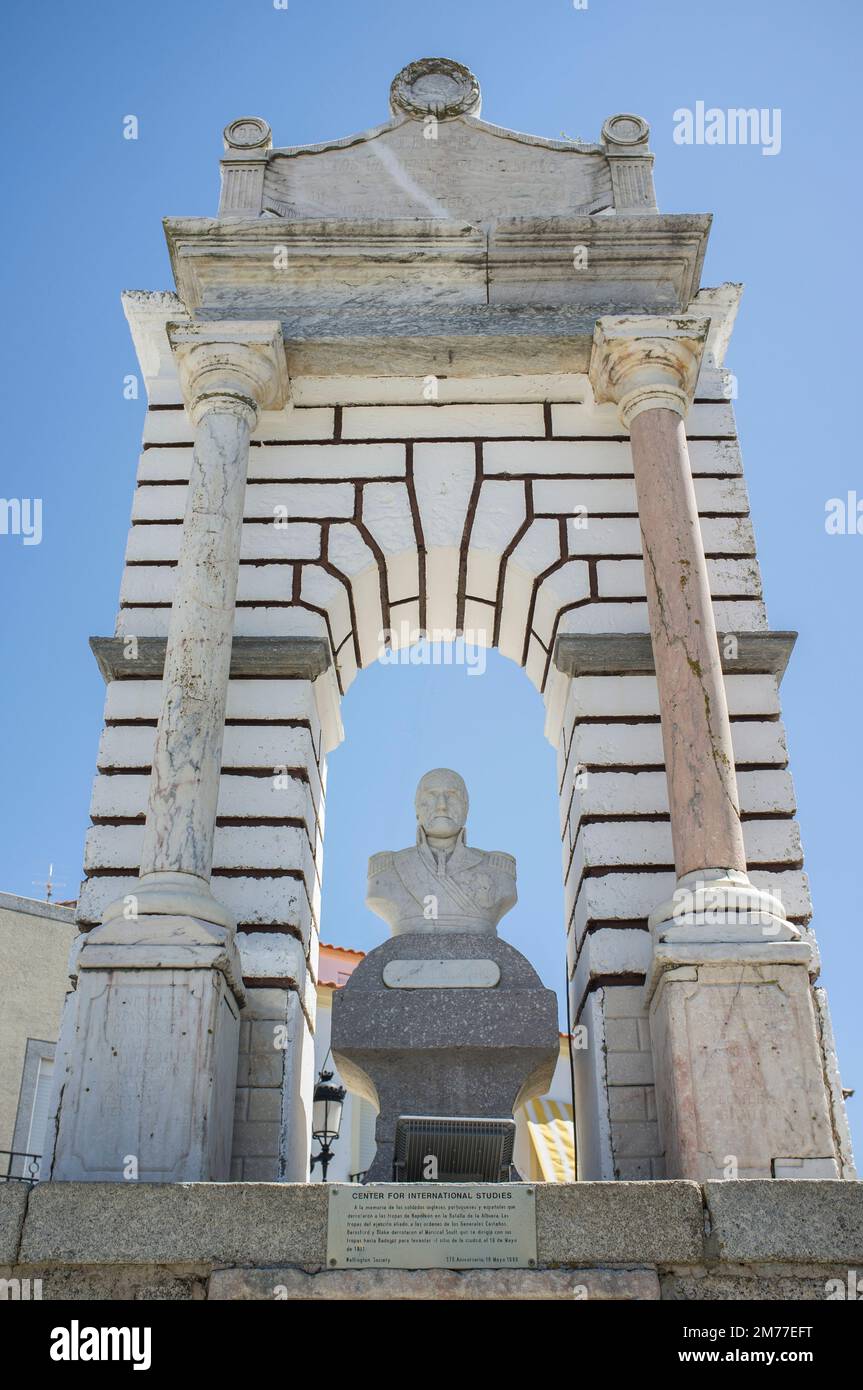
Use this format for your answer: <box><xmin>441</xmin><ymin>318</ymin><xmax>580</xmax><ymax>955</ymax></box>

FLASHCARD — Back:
<box><xmin>76</xmin><ymin>368</ymin><xmax>774</xmax><ymax>1183</ymax></box>
<box><xmin>287</xmin><ymin>461</ymin><xmax>597</xmax><ymax>706</ymax></box>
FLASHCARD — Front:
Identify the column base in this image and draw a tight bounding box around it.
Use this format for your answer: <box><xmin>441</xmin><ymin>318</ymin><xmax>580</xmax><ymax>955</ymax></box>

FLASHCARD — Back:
<box><xmin>648</xmin><ymin>867</ymin><xmax>798</xmax><ymax>942</ymax></box>
<box><xmin>49</xmin><ymin>915</ymin><xmax>244</xmax><ymax>1182</ymax></box>
<box><xmin>101</xmin><ymin>870</ymin><xmax>236</xmax><ymax>931</ymax></box>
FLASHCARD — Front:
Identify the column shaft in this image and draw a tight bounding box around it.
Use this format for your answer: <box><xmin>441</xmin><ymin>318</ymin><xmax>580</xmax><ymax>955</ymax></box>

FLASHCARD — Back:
<box><xmin>140</xmin><ymin>401</ymin><xmax>252</xmax><ymax>884</ymax></box>
<box><xmin>629</xmin><ymin>406</ymin><xmax>746</xmax><ymax>878</ymax></box>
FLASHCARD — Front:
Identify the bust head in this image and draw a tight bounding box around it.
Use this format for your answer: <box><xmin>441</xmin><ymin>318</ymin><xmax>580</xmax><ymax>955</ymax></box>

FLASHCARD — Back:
<box><xmin>415</xmin><ymin>768</ymin><xmax>469</xmax><ymax>844</ymax></box>
<box><xmin>366</xmin><ymin>767</ymin><xmax>516</xmax><ymax>935</ymax></box>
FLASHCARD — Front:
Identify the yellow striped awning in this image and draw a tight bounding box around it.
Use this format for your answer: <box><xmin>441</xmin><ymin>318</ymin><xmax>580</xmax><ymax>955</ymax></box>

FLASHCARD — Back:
<box><xmin>524</xmin><ymin>1098</ymin><xmax>575</xmax><ymax>1183</ymax></box>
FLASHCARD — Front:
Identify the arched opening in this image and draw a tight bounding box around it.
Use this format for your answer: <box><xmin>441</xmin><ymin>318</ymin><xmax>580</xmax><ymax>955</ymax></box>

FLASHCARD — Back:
<box><xmin>314</xmin><ymin>640</ymin><xmax>573</xmax><ymax>1183</ymax></box>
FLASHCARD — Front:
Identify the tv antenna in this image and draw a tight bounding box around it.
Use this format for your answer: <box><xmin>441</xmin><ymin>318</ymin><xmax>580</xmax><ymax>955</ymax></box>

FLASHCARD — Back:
<box><xmin>33</xmin><ymin>863</ymin><xmax>65</xmax><ymax>904</ymax></box>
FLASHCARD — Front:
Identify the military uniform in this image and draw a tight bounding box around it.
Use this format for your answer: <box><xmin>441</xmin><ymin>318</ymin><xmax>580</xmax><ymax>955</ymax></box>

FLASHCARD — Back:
<box><xmin>366</xmin><ymin>827</ymin><xmax>517</xmax><ymax>935</ymax></box>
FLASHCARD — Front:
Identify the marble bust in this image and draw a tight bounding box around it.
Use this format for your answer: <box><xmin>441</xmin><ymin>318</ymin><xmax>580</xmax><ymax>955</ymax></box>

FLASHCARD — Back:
<box><xmin>366</xmin><ymin>768</ymin><xmax>517</xmax><ymax>936</ymax></box>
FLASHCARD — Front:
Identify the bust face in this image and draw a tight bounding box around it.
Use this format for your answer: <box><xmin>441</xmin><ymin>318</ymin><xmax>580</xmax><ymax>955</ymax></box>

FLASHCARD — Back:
<box><xmin>415</xmin><ymin>769</ymin><xmax>468</xmax><ymax>839</ymax></box>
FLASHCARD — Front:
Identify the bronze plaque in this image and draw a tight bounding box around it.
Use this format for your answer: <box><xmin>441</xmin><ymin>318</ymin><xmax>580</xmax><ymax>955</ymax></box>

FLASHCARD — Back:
<box><xmin>327</xmin><ymin>1184</ymin><xmax>537</xmax><ymax>1270</ymax></box>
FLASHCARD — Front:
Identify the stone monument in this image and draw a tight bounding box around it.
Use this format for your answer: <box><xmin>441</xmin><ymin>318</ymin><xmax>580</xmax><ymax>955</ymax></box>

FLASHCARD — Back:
<box><xmin>44</xmin><ymin>55</ymin><xmax>855</xmax><ymax>1201</ymax></box>
<box><xmin>331</xmin><ymin>770</ymin><xmax>560</xmax><ymax>1181</ymax></box>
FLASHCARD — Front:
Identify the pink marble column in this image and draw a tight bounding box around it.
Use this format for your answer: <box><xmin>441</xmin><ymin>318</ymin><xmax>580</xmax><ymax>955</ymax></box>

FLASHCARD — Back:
<box><xmin>628</xmin><ymin>405</ymin><xmax>745</xmax><ymax>879</ymax></box>
<box><xmin>590</xmin><ymin>316</ymin><xmax>787</xmax><ymax>934</ymax></box>
<box><xmin>585</xmin><ymin>318</ymin><xmax>838</xmax><ymax>1184</ymax></box>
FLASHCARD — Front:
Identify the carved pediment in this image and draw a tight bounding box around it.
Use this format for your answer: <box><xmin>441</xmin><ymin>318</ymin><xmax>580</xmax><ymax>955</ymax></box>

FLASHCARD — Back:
<box><xmin>261</xmin><ymin>117</ymin><xmax>613</xmax><ymax>223</ymax></box>
<box><xmin>160</xmin><ymin>59</ymin><xmax>713</xmax><ymax>377</ymax></box>
<box><xmin>219</xmin><ymin>58</ymin><xmax>657</xmax><ymax>224</ymax></box>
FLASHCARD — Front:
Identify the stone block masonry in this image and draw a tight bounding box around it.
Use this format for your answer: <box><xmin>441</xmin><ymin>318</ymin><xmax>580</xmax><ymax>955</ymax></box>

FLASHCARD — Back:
<box><xmin>3</xmin><ymin>1180</ymin><xmax>861</xmax><ymax>1300</ymax></box>
<box><xmin>116</xmin><ymin>383</ymin><xmax>766</xmax><ymax>704</ymax></box>
<box><xmin>73</xmin><ymin>359</ymin><xmax>850</xmax><ymax>1183</ymax></box>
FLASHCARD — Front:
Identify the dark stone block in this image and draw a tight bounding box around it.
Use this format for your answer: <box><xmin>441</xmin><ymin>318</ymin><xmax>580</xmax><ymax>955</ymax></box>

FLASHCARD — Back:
<box><xmin>332</xmin><ymin>933</ymin><xmax>559</xmax><ymax>1181</ymax></box>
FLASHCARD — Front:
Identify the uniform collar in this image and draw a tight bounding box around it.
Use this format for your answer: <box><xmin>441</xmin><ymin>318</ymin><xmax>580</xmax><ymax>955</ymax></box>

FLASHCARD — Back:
<box><xmin>416</xmin><ymin>825</ymin><xmax>470</xmax><ymax>875</ymax></box>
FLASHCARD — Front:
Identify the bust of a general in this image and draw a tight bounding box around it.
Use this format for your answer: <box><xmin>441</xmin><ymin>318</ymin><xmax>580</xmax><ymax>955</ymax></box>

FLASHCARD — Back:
<box><xmin>366</xmin><ymin>768</ymin><xmax>517</xmax><ymax>936</ymax></box>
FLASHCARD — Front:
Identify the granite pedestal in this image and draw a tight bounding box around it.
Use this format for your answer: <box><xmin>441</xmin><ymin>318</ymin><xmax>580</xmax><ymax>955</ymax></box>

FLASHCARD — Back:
<box><xmin>331</xmin><ymin>932</ymin><xmax>559</xmax><ymax>1181</ymax></box>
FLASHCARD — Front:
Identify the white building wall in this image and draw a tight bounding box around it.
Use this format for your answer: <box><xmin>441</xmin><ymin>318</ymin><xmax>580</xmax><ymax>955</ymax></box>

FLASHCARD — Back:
<box><xmin>313</xmin><ymin>987</ymin><xmax>377</xmax><ymax>1182</ymax></box>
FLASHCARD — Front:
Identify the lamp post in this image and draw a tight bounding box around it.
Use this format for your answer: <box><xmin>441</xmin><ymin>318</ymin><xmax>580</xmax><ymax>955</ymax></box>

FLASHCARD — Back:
<box><xmin>310</xmin><ymin>1070</ymin><xmax>346</xmax><ymax>1180</ymax></box>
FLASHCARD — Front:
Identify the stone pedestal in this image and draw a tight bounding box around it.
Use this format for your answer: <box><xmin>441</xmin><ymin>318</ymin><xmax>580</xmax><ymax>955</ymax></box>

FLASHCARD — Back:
<box><xmin>331</xmin><ymin>933</ymin><xmax>559</xmax><ymax>1181</ymax></box>
<box><xmin>49</xmin><ymin>916</ymin><xmax>243</xmax><ymax>1181</ymax></box>
<box><xmin>645</xmin><ymin>935</ymin><xmax>839</xmax><ymax>1181</ymax></box>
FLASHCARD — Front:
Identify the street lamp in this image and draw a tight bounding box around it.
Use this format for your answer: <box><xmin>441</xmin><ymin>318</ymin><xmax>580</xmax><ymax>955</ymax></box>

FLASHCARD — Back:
<box><xmin>310</xmin><ymin>1069</ymin><xmax>346</xmax><ymax>1180</ymax></box>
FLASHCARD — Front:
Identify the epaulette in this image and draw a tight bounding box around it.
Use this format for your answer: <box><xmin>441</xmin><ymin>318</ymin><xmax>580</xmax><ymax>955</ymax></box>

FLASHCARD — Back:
<box><xmin>488</xmin><ymin>851</ymin><xmax>516</xmax><ymax>877</ymax></box>
<box><xmin>368</xmin><ymin>851</ymin><xmax>395</xmax><ymax>876</ymax></box>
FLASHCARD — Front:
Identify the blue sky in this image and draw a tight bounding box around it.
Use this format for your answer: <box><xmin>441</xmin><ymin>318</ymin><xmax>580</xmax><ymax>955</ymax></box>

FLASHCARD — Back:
<box><xmin>0</xmin><ymin>0</ymin><xmax>860</xmax><ymax>1149</ymax></box>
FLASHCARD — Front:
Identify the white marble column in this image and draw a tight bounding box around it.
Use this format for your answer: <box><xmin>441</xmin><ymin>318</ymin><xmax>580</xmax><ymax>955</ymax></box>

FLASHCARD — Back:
<box><xmin>589</xmin><ymin>317</ymin><xmax>839</xmax><ymax>1181</ymax></box>
<box><xmin>106</xmin><ymin>324</ymin><xmax>290</xmax><ymax>930</ymax></box>
<box><xmin>51</xmin><ymin>323</ymin><xmax>290</xmax><ymax>1182</ymax></box>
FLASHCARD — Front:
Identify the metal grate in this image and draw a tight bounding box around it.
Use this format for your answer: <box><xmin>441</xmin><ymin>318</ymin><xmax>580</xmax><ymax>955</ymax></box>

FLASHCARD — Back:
<box><xmin>0</xmin><ymin>1151</ymin><xmax>43</xmax><ymax>1186</ymax></box>
<box><xmin>393</xmin><ymin>1116</ymin><xmax>516</xmax><ymax>1182</ymax></box>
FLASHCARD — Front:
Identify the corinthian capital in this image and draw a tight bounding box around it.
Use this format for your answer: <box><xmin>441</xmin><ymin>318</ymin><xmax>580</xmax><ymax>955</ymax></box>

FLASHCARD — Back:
<box><xmin>589</xmin><ymin>315</ymin><xmax>709</xmax><ymax>429</ymax></box>
<box><xmin>167</xmin><ymin>320</ymin><xmax>290</xmax><ymax>426</ymax></box>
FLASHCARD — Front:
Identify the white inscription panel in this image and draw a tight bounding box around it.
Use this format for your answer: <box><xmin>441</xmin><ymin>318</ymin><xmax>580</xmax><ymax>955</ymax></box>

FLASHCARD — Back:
<box><xmin>327</xmin><ymin>1184</ymin><xmax>537</xmax><ymax>1269</ymax></box>
<box><xmin>382</xmin><ymin>959</ymin><xmax>500</xmax><ymax>989</ymax></box>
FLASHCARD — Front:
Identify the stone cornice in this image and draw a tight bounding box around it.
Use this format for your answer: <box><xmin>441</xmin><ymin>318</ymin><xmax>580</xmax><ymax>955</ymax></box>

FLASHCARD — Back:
<box><xmin>160</xmin><ymin>215</ymin><xmax>710</xmax><ymax>378</ymax></box>
<box><xmin>122</xmin><ymin>291</ymin><xmax>188</xmax><ymax>404</ymax></box>
<box><xmin>553</xmin><ymin>632</ymin><xmax>797</xmax><ymax>683</ymax></box>
<box><xmin>166</xmin><ymin>214</ymin><xmax>709</xmax><ymax>313</ymax></box>
<box><xmin>122</xmin><ymin>283</ymin><xmax>741</xmax><ymax>396</ymax></box>
<box><xmin>690</xmin><ymin>284</ymin><xmax>742</xmax><ymax>369</ymax></box>
<box><xmin>90</xmin><ymin>636</ymin><xmax>331</xmax><ymax>683</ymax></box>
<box><xmin>0</xmin><ymin>890</ymin><xmax>77</xmax><ymax>925</ymax></box>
